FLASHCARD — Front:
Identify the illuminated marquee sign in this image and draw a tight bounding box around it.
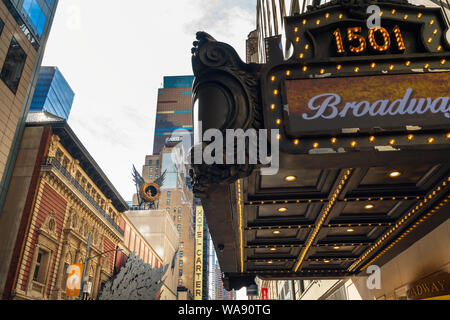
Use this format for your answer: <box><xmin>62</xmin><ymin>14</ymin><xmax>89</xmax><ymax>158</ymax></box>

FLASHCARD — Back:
<box><xmin>284</xmin><ymin>72</ymin><xmax>450</xmax><ymax>136</ymax></box>
<box><xmin>333</xmin><ymin>26</ymin><xmax>406</xmax><ymax>54</ymax></box>
<box><xmin>194</xmin><ymin>206</ymin><xmax>204</xmax><ymax>300</ymax></box>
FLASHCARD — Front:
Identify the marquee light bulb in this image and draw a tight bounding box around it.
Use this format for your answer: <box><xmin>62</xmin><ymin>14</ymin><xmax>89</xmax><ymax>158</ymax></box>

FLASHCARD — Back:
<box><xmin>285</xmin><ymin>176</ymin><xmax>297</xmax><ymax>182</ymax></box>
<box><xmin>389</xmin><ymin>171</ymin><xmax>401</xmax><ymax>178</ymax></box>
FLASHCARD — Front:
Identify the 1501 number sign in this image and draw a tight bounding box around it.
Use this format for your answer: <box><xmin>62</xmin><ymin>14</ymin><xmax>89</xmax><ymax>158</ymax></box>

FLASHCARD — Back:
<box><xmin>333</xmin><ymin>26</ymin><xmax>406</xmax><ymax>54</ymax></box>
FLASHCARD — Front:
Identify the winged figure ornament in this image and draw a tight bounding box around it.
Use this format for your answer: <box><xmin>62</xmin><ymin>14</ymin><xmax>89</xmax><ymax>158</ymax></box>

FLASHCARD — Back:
<box><xmin>132</xmin><ymin>165</ymin><xmax>166</xmax><ymax>210</ymax></box>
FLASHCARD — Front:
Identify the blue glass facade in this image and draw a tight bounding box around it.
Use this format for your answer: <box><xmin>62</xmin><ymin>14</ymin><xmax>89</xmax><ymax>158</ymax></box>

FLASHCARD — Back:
<box><xmin>153</xmin><ymin>75</ymin><xmax>194</xmax><ymax>154</ymax></box>
<box><xmin>30</xmin><ymin>66</ymin><xmax>75</xmax><ymax>120</ymax></box>
<box><xmin>160</xmin><ymin>153</ymin><xmax>178</xmax><ymax>189</ymax></box>
<box><xmin>163</xmin><ymin>76</ymin><xmax>195</xmax><ymax>89</ymax></box>
<box><xmin>10</xmin><ymin>0</ymin><xmax>56</xmax><ymax>39</ymax></box>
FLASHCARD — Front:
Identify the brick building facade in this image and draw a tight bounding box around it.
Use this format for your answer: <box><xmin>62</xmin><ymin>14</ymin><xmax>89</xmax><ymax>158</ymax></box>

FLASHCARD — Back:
<box><xmin>0</xmin><ymin>112</ymin><xmax>129</xmax><ymax>300</ymax></box>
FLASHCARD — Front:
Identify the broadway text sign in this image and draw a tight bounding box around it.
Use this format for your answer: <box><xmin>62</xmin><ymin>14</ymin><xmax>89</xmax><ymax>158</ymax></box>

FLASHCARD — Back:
<box><xmin>285</xmin><ymin>72</ymin><xmax>450</xmax><ymax>136</ymax></box>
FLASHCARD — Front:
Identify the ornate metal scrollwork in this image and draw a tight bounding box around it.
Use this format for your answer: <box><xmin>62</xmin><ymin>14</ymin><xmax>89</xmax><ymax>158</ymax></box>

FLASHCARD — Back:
<box><xmin>189</xmin><ymin>32</ymin><xmax>265</xmax><ymax>199</ymax></box>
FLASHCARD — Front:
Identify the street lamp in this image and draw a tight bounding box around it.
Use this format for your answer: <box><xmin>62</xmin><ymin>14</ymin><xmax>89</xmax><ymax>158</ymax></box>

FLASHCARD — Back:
<box><xmin>78</xmin><ymin>233</ymin><xmax>123</xmax><ymax>300</ymax></box>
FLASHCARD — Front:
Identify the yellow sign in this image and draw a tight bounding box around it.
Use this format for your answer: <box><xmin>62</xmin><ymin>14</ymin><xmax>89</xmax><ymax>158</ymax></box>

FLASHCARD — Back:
<box><xmin>194</xmin><ymin>206</ymin><xmax>204</xmax><ymax>300</ymax></box>
<box><xmin>66</xmin><ymin>264</ymin><xmax>83</xmax><ymax>297</ymax></box>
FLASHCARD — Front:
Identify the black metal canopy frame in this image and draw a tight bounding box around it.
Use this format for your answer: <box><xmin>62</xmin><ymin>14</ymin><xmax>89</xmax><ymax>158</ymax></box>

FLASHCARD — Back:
<box><xmin>190</xmin><ymin>0</ymin><xmax>450</xmax><ymax>290</ymax></box>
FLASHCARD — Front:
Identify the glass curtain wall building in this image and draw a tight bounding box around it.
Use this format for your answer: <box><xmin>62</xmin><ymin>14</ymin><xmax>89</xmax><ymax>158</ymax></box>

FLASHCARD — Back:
<box><xmin>11</xmin><ymin>0</ymin><xmax>55</xmax><ymax>38</ymax></box>
<box><xmin>30</xmin><ymin>66</ymin><xmax>75</xmax><ymax>120</ymax></box>
<box><xmin>152</xmin><ymin>75</ymin><xmax>195</xmax><ymax>155</ymax></box>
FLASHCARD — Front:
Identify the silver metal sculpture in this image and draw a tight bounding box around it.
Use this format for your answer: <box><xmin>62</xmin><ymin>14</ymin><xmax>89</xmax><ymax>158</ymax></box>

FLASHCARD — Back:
<box><xmin>98</xmin><ymin>252</ymin><xmax>169</xmax><ymax>300</ymax></box>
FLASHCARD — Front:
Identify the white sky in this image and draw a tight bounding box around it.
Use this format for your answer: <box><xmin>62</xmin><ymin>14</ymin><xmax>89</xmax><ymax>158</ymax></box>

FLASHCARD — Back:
<box><xmin>42</xmin><ymin>0</ymin><xmax>256</xmax><ymax>203</ymax></box>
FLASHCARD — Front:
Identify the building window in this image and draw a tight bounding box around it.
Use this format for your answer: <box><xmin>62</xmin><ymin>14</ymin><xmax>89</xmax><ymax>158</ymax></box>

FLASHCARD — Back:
<box><xmin>21</xmin><ymin>0</ymin><xmax>48</xmax><ymax>36</ymax></box>
<box><xmin>167</xmin><ymin>199</ymin><xmax>170</xmax><ymax>205</ymax></box>
<box><xmin>179</xmin><ymin>260</ymin><xmax>183</xmax><ymax>267</ymax></box>
<box><xmin>178</xmin><ymin>215</ymin><xmax>181</xmax><ymax>220</ymax></box>
<box><xmin>177</xmin><ymin>224</ymin><xmax>181</xmax><ymax>231</ymax></box>
<box><xmin>179</xmin><ymin>269</ymin><xmax>183</xmax><ymax>277</ymax></box>
<box><xmin>0</xmin><ymin>18</ymin><xmax>4</xmax><ymax>36</ymax></box>
<box><xmin>173</xmin><ymin>208</ymin><xmax>177</xmax><ymax>213</ymax></box>
<box><xmin>149</xmin><ymin>167</ymin><xmax>153</xmax><ymax>172</ymax></box>
<box><xmin>178</xmin><ymin>207</ymin><xmax>182</xmax><ymax>214</ymax></box>
<box><xmin>33</xmin><ymin>249</ymin><xmax>50</xmax><ymax>284</ymax></box>
<box><xmin>0</xmin><ymin>37</ymin><xmax>27</xmax><ymax>94</ymax></box>
<box><xmin>167</xmin><ymin>191</ymin><xmax>171</xmax><ymax>197</ymax></box>
<box><xmin>173</xmin><ymin>215</ymin><xmax>176</xmax><ymax>221</ymax></box>
<box><xmin>149</xmin><ymin>174</ymin><xmax>153</xmax><ymax>179</ymax></box>
<box><xmin>180</xmin><ymin>251</ymin><xmax>183</xmax><ymax>258</ymax></box>
<box><xmin>178</xmin><ymin>279</ymin><xmax>183</xmax><ymax>285</ymax></box>
<box><xmin>148</xmin><ymin>160</ymin><xmax>153</xmax><ymax>166</ymax></box>
<box><xmin>156</xmin><ymin>160</ymin><xmax>160</xmax><ymax>166</ymax></box>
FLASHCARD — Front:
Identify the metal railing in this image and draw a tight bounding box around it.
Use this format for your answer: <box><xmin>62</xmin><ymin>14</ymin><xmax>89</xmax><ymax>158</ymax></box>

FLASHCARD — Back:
<box><xmin>42</xmin><ymin>157</ymin><xmax>124</xmax><ymax>236</ymax></box>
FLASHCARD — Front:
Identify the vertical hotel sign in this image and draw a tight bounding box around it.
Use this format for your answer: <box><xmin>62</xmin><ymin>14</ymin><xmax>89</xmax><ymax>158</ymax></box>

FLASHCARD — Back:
<box><xmin>194</xmin><ymin>206</ymin><xmax>204</xmax><ymax>300</ymax></box>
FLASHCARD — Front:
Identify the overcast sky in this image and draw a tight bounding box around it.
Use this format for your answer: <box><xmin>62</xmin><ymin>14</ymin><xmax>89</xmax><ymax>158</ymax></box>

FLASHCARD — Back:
<box><xmin>41</xmin><ymin>0</ymin><xmax>255</xmax><ymax>301</ymax></box>
<box><xmin>42</xmin><ymin>0</ymin><xmax>256</xmax><ymax>202</ymax></box>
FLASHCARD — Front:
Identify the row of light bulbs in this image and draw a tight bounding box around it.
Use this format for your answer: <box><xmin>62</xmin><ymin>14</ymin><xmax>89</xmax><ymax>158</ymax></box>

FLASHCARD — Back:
<box><xmin>293</xmin><ymin>170</ymin><xmax>352</xmax><ymax>272</ymax></box>
<box><xmin>349</xmin><ymin>177</ymin><xmax>449</xmax><ymax>272</ymax></box>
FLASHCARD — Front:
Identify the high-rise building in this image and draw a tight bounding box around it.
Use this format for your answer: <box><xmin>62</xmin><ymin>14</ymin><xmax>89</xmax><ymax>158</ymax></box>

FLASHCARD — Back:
<box><xmin>152</xmin><ymin>75</ymin><xmax>194</xmax><ymax>155</ymax></box>
<box><xmin>0</xmin><ymin>0</ymin><xmax>59</xmax><ymax>212</ymax></box>
<box><xmin>247</xmin><ymin>0</ymin><xmax>299</xmax><ymax>63</ymax></box>
<box><xmin>30</xmin><ymin>66</ymin><xmax>75</xmax><ymax>120</ymax></box>
<box><xmin>133</xmin><ymin>142</ymin><xmax>196</xmax><ymax>298</ymax></box>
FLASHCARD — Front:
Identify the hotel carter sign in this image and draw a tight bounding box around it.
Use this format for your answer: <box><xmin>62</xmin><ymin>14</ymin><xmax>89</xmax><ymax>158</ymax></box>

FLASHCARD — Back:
<box><xmin>285</xmin><ymin>72</ymin><xmax>450</xmax><ymax>136</ymax></box>
<box><xmin>194</xmin><ymin>206</ymin><xmax>204</xmax><ymax>300</ymax></box>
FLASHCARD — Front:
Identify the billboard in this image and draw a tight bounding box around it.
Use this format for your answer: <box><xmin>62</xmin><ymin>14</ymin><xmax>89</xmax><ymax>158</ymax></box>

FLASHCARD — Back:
<box><xmin>66</xmin><ymin>264</ymin><xmax>83</xmax><ymax>297</ymax></box>
<box><xmin>284</xmin><ymin>72</ymin><xmax>450</xmax><ymax>136</ymax></box>
<box><xmin>194</xmin><ymin>206</ymin><xmax>204</xmax><ymax>300</ymax></box>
